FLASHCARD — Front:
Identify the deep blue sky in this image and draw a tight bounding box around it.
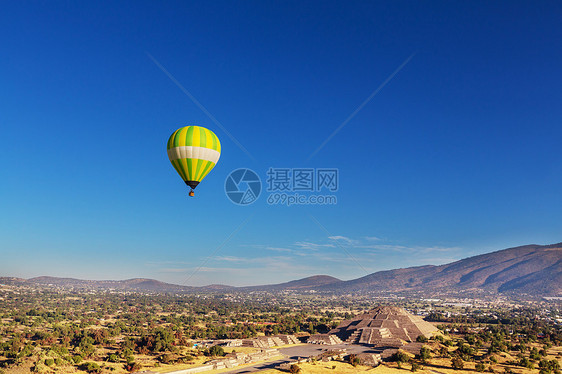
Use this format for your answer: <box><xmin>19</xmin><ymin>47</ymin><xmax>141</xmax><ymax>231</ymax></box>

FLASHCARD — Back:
<box><xmin>1</xmin><ymin>1</ymin><xmax>561</xmax><ymax>286</ymax></box>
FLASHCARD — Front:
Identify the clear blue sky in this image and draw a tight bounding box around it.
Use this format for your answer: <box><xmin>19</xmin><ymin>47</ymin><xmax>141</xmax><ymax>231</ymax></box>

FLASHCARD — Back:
<box><xmin>1</xmin><ymin>1</ymin><xmax>561</xmax><ymax>286</ymax></box>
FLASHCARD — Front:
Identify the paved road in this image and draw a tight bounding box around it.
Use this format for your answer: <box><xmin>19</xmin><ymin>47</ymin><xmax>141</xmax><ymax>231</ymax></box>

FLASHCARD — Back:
<box><xmin>222</xmin><ymin>343</ymin><xmax>380</xmax><ymax>373</ymax></box>
<box><xmin>221</xmin><ymin>358</ymin><xmax>286</xmax><ymax>374</ymax></box>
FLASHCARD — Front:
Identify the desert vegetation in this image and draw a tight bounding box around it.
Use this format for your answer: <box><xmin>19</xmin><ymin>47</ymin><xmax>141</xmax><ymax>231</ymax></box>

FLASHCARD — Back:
<box><xmin>0</xmin><ymin>286</ymin><xmax>350</xmax><ymax>372</ymax></box>
<box><xmin>0</xmin><ymin>283</ymin><xmax>560</xmax><ymax>373</ymax></box>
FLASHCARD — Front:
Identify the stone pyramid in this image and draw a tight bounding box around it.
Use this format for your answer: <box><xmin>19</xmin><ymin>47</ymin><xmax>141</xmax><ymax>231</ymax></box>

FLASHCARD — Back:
<box><xmin>329</xmin><ymin>306</ymin><xmax>437</xmax><ymax>346</ymax></box>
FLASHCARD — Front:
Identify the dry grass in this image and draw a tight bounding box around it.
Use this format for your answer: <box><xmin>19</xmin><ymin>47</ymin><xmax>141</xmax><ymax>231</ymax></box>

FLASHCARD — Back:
<box><xmin>259</xmin><ymin>360</ymin><xmax>377</xmax><ymax>374</ymax></box>
<box><xmin>151</xmin><ymin>359</ymin><xmax>209</xmax><ymax>373</ymax></box>
<box><xmin>222</xmin><ymin>346</ymin><xmax>260</xmax><ymax>354</ymax></box>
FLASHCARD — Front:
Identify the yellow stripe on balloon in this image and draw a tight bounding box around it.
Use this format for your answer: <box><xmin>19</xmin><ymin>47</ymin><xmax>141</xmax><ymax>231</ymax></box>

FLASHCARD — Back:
<box><xmin>172</xmin><ymin>159</ymin><xmax>182</xmax><ymax>181</ymax></box>
<box><xmin>192</xmin><ymin>126</ymin><xmax>201</xmax><ymax>148</ymax></box>
<box><xmin>182</xmin><ymin>157</ymin><xmax>189</xmax><ymax>180</ymax></box>
<box><xmin>215</xmin><ymin>132</ymin><xmax>221</xmax><ymax>153</ymax></box>
<box><xmin>168</xmin><ymin>129</ymin><xmax>179</xmax><ymax>149</ymax></box>
<box><xmin>204</xmin><ymin>128</ymin><xmax>213</xmax><ymax>151</ymax></box>
<box><xmin>198</xmin><ymin>160</ymin><xmax>215</xmax><ymax>181</ymax></box>
<box><xmin>188</xmin><ymin>158</ymin><xmax>197</xmax><ymax>181</ymax></box>
<box><xmin>171</xmin><ymin>160</ymin><xmax>182</xmax><ymax>180</ymax></box>
<box><xmin>195</xmin><ymin>160</ymin><xmax>208</xmax><ymax>181</ymax></box>
<box><xmin>178</xmin><ymin>127</ymin><xmax>189</xmax><ymax>147</ymax></box>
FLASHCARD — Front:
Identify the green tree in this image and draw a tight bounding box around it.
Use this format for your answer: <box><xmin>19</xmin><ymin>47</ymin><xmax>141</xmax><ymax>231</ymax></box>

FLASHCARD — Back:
<box><xmin>206</xmin><ymin>345</ymin><xmax>225</xmax><ymax>357</ymax></box>
<box><xmin>348</xmin><ymin>354</ymin><xmax>360</xmax><ymax>367</ymax></box>
<box><xmin>531</xmin><ymin>347</ymin><xmax>541</xmax><ymax>360</ymax></box>
<box><xmin>519</xmin><ymin>357</ymin><xmax>534</xmax><ymax>369</ymax></box>
<box><xmin>419</xmin><ymin>346</ymin><xmax>431</xmax><ymax>362</ymax></box>
<box><xmin>392</xmin><ymin>350</ymin><xmax>410</xmax><ymax>363</ymax></box>
<box><xmin>80</xmin><ymin>362</ymin><xmax>101</xmax><ymax>374</ymax></box>
<box><xmin>451</xmin><ymin>357</ymin><xmax>464</xmax><ymax>370</ymax></box>
<box><xmin>416</xmin><ymin>335</ymin><xmax>428</xmax><ymax>343</ymax></box>
<box><xmin>125</xmin><ymin>362</ymin><xmax>142</xmax><ymax>372</ymax></box>
<box><xmin>475</xmin><ymin>362</ymin><xmax>486</xmax><ymax>372</ymax></box>
<box><xmin>78</xmin><ymin>336</ymin><xmax>95</xmax><ymax>358</ymax></box>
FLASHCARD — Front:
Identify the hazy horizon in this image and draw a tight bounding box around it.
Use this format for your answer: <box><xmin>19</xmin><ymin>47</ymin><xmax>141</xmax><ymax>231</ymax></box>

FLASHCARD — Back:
<box><xmin>2</xmin><ymin>240</ymin><xmax>560</xmax><ymax>287</ymax></box>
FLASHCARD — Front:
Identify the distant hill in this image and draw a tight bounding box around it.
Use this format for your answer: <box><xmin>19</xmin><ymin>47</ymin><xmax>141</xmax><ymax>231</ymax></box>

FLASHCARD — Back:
<box><xmin>241</xmin><ymin>275</ymin><xmax>342</xmax><ymax>291</ymax></box>
<box><xmin>318</xmin><ymin>243</ymin><xmax>562</xmax><ymax>295</ymax></box>
<box><xmin>1</xmin><ymin>242</ymin><xmax>560</xmax><ymax>296</ymax></box>
<box><xmin>2</xmin><ymin>276</ymin><xmax>195</xmax><ymax>292</ymax></box>
<box><xmin>0</xmin><ymin>275</ymin><xmax>341</xmax><ymax>293</ymax></box>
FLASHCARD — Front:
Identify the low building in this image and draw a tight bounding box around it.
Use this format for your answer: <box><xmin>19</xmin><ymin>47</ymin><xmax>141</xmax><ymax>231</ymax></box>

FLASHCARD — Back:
<box><xmin>307</xmin><ymin>334</ymin><xmax>343</xmax><ymax>345</ymax></box>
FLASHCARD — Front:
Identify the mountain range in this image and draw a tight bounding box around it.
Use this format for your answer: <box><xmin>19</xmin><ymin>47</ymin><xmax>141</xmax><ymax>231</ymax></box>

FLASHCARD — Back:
<box><xmin>1</xmin><ymin>242</ymin><xmax>560</xmax><ymax>296</ymax></box>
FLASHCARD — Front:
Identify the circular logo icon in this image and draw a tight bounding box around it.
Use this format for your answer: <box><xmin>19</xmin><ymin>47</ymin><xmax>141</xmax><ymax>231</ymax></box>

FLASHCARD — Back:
<box><xmin>225</xmin><ymin>168</ymin><xmax>261</xmax><ymax>205</ymax></box>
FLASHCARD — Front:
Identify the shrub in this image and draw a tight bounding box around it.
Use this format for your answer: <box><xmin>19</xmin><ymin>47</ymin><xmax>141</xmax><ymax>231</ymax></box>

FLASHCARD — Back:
<box><xmin>416</xmin><ymin>335</ymin><xmax>428</xmax><ymax>343</ymax></box>
<box><xmin>392</xmin><ymin>350</ymin><xmax>410</xmax><ymax>363</ymax></box>
<box><xmin>419</xmin><ymin>346</ymin><xmax>431</xmax><ymax>361</ymax></box>
<box><xmin>125</xmin><ymin>362</ymin><xmax>142</xmax><ymax>372</ymax></box>
<box><xmin>451</xmin><ymin>357</ymin><xmax>464</xmax><ymax>370</ymax></box>
<box><xmin>80</xmin><ymin>362</ymin><xmax>101</xmax><ymax>374</ymax></box>
<box><xmin>205</xmin><ymin>345</ymin><xmax>225</xmax><ymax>357</ymax></box>
<box><xmin>458</xmin><ymin>343</ymin><xmax>474</xmax><ymax>356</ymax></box>
<box><xmin>519</xmin><ymin>357</ymin><xmax>534</xmax><ymax>369</ymax></box>
<box><xmin>44</xmin><ymin>358</ymin><xmax>54</xmax><ymax>366</ymax></box>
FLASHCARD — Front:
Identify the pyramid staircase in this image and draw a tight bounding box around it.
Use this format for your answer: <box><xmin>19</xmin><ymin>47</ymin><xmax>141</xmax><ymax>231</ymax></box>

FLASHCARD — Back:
<box><xmin>345</xmin><ymin>330</ymin><xmax>361</xmax><ymax>344</ymax></box>
<box><xmin>330</xmin><ymin>306</ymin><xmax>437</xmax><ymax>350</ymax></box>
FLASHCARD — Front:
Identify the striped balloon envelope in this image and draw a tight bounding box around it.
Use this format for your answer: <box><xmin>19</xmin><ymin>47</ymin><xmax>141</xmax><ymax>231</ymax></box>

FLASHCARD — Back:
<box><xmin>166</xmin><ymin>126</ymin><xmax>221</xmax><ymax>196</ymax></box>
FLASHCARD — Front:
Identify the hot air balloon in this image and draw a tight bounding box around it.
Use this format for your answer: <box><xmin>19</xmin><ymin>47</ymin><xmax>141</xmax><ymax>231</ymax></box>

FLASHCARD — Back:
<box><xmin>167</xmin><ymin>126</ymin><xmax>221</xmax><ymax>197</ymax></box>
